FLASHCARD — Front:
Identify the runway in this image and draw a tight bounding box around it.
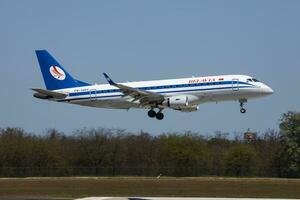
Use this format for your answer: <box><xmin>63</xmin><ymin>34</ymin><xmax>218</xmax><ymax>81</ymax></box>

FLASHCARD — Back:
<box><xmin>76</xmin><ymin>198</ymin><xmax>300</xmax><ymax>200</ymax></box>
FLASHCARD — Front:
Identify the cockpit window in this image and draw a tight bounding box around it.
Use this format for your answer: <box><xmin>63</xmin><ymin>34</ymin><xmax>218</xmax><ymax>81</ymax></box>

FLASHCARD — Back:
<box><xmin>247</xmin><ymin>78</ymin><xmax>260</xmax><ymax>82</ymax></box>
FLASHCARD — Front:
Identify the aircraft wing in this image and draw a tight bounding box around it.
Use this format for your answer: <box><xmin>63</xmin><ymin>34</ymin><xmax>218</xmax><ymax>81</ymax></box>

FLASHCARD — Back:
<box><xmin>31</xmin><ymin>88</ymin><xmax>67</xmax><ymax>99</ymax></box>
<box><xmin>103</xmin><ymin>73</ymin><xmax>164</xmax><ymax>105</ymax></box>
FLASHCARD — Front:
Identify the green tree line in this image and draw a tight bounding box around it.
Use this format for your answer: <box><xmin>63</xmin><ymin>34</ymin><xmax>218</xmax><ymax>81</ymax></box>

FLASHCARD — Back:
<box><xmin>0</xmin><ymin>111</ymin><xmax>299</xmax><ymax>178</ymax></box>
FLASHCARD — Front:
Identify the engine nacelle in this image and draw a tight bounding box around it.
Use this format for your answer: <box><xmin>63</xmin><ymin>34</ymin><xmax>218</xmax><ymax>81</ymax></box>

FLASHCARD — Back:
<box><xmin>162</xmin><ymin>95</ymin><xmax>199</xmax><ymax>109</ymax></box>
<box><xmin>177</xmin><ymin>105</ymin><xmax>199</xmax><ymax>112</ymax></box>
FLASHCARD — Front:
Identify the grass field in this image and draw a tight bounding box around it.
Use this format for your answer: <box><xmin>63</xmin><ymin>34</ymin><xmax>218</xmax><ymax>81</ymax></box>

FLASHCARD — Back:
<box><xmin>0</xmin><ymin>177</ymin><xmax>300</xmax><ymax>199</ymax></box>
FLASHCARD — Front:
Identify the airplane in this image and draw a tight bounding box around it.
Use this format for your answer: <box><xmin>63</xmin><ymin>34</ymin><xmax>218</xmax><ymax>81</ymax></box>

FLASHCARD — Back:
<box><xmin>32</xmin><ymin>50</ymin><xmax>274</xmax><ymax>120</ymax></box>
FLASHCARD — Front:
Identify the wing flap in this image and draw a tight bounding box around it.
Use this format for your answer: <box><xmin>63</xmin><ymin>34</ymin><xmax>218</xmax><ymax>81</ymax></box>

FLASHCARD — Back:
<box><xmin>103</xmin><ymin>73</ymin><xmax>164</xmax><ymax>105</ymax></box>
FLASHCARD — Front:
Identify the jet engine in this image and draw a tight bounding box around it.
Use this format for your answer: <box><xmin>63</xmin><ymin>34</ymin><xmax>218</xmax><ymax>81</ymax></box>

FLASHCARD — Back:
<box><xmin>162</xmin><ymin>95</ymin><xmax>199</xmax><ymax>110</ymax></box>
<box><xmin>177</xmin><ymin>105</ymin><xmax>200</xmax><ymax>112</ymax></box>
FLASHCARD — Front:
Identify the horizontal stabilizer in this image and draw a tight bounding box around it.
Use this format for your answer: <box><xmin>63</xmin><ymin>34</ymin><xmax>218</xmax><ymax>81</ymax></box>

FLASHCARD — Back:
<box><xmin>31</xmin><ymin>88</ymin><xmax>67</xmax><ymax>99</ymax></box>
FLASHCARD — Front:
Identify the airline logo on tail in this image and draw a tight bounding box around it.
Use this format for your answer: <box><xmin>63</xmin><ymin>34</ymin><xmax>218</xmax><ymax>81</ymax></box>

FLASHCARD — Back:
<box><xmin>49</xmin><ymin>66</ymin><xmax>66</xmax><ymax>80</ymax></box>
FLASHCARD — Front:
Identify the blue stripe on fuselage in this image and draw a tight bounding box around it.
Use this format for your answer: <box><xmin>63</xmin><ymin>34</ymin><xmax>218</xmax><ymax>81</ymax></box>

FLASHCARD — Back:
<box><xmin>58</xmin><ymin>81</ymin><xmax>255</xmax><ymax>102</ymax></box>
<box><xmin>68</xmin><ymin>80</ymin><xmax>253</xmax><ymax>97</ymax></box>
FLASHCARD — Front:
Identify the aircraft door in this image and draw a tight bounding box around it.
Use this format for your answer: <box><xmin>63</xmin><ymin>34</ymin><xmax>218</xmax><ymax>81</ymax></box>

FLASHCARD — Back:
<box><xmin>232</xmin><ymin>78</ymin><xmax>239</xmax><ymax>91</ymax></box>
<box><xmin>89</xmin><ymin>89</ymin><xmax>97</xmax><ymax>101</ymax></box>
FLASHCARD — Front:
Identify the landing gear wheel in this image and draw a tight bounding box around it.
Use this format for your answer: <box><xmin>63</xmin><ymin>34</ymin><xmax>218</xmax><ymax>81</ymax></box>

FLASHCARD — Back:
<box><xmin>240</xmin><ymin>108</ymin><xmax>246</xmax><ymax>114</ymax></box>
<box><xmin>156</xmin><ymin>112</ymin><xmax>164</xmax><ymax>120</ymax></box>
<box><xmin>148</xmin><ymin>110</ymin><xmax>156</xmax><ymax>118</ymax></box>
<box><xmin>239</xmin><ymin>99</ymin><xmax>247</xmax><ymax>114</ymax></box>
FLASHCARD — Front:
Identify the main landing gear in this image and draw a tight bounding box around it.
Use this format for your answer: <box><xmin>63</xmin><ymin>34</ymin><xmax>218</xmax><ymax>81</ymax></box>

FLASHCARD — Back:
<box><xmin>239</xmin><ymin>99</ymin><xmax>247</xmax><ymax>114</ymax></box>
<box><xmin>148</xmin><ymin>109</ymin><xmax>164</xmax><ymax>120</ymax></box>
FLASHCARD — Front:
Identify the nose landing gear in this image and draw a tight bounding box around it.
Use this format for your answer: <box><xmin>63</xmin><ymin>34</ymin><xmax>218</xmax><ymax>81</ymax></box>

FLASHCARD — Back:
<box><xmin>239</xmin><ymin>99</ymin><xmax>247</xmax><ymax>114</ymax></box>
<box><xmin>240</xmin><ymin>108</ymin><xmax>246</xmax><ymax>114</ymax></box>
<box><xmin>147</xmin><ymin>109</ymin><xmax>164</xmax><ymax>120</ymax></box>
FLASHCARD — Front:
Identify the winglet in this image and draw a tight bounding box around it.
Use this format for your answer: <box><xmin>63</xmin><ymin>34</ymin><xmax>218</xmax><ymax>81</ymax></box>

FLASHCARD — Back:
<box><xmin>103</xmin><ymin>73</ymin><xmax>116</xmax><ymax>85</ymax></box>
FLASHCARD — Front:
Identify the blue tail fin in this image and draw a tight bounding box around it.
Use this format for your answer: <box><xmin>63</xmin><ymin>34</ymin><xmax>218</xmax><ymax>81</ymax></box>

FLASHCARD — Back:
<box><xmin>35</xmin><ymin>50</ymin><xmax>90</xmax><ymax>90</ymax></box>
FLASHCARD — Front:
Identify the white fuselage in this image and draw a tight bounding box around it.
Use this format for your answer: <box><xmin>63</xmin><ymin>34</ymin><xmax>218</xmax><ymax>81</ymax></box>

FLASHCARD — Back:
<box><xmin>54</xmin><ymin>74</ymin><xmax>273</xmax><ymax>110</ymax></box>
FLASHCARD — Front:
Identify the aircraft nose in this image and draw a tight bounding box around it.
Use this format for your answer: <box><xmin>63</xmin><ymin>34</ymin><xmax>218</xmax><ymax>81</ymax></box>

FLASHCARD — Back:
<box><xmin>262</xmin><ymin>85</ymin><xmax>274</xmax><ymax>95</ymax></box>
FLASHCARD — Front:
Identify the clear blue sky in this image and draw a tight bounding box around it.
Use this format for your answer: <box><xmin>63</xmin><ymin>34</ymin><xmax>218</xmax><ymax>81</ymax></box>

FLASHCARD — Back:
<box><xmin>0</xmin><ymin>0</ymin><xmax>299</xmax><ymax>135</ymax></box>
